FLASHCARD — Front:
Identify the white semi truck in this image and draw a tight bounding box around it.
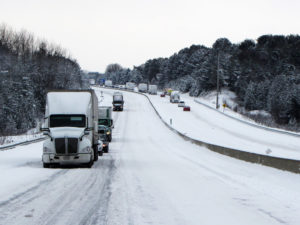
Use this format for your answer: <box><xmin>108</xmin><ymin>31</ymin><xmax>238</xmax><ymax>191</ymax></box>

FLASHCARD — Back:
<box><xmin>112</xmin><ymin>92</ymin><xmax>124</xmax><ymax>111</ymax></box>
<box><xmin>41</xmin><ymin>90</ymin><xmax>100</xmax><ymax>168</ymax></box>
<box><xmin>125</xmin><ymin>82</ymin><xmax>135</xmax><ymax>90</ymax></box>
<box><xmin>138</xmin><ymin>83</ymin><xmax>148</xmax><ymax>93</ymax></box>
<box><xmin>148</xmin><ymin>85</ymin><xmax>157</xmax><ymax>95</ymax></box>
<box><xmin>105</xmin><ymin>80</ymin><xmax>113</xmax><ymax>87</ymax></box>
<box><xmin>170</xmin><ymin>91</ymin><xmax>180</xmax><ymax>103</ymax></box>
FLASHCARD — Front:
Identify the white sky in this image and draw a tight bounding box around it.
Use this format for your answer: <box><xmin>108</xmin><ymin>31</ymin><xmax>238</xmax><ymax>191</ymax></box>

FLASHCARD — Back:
<box><xmin>1</xmin><ymin>0</ymin><xmax>300</xmax><ymax>72</ymax></box>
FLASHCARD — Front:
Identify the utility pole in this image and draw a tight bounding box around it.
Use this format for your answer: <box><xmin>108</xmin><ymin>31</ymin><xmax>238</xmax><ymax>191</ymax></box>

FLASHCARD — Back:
<box><xmin>216</xmin><ymin>52</ymin><xmax>220</xmax><ymax>109</ymax></box>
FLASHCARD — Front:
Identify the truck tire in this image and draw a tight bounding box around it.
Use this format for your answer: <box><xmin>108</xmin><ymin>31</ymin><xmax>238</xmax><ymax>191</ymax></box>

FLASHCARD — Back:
<box><xmin>84</xmin><ymin>158</ymin><xmax>94</xmax><ymax>168</ymax></box>
<box><xmin>108</xmin><ymin>134</ymin><xmax>112</xmax><ymax>142</ymax></box>
<box><xmin>93</xmin><ymin>147</ymin><xmax>98</xmax><ymax>161</ymax></box>
<box><xmin>104</xmin><ymin>145</ymin><xmax>109</xmax><ymax>153</ymax></box>
<box><xmin>98</xmin><ymin>150</ymin><xmax>103</xmax><ymax>156</ymax></box>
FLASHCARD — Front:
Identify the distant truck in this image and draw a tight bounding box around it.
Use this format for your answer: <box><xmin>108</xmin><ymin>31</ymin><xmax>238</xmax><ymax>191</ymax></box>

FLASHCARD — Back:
<box><xmin>125</xmin><ymin>82</ymin><xmax>135</xmax><ymax>90</ymax></box>
<box><xmin>41</xmin><ymin>90</ymin><xmax>100</xmax><ymax>168</ymax></box>
<box><xmin>98</xmin><ymin>106</ymin><xmax>113</xmax><ymax>141</ymax></box>
<box><xmin>170</xmin><ymin>91</ymin><xmax>180</xmax><ymax>103</ymax></box>
<box><xmin>89</xmin><ymin>79</ymin><xmax>95</xmax><ymax>85</ymax></box>
<box><xmin>112</xmin><ymin>92</ymin><xmax>124</xmax><ymax>111</ymax></box>
<box><xmin>138</xmin><ymin>83</ymin><xmax>148</xmax><ymax>93</ymax></box>
<box><xmin>105</xmin><ymin>80</ymin><xmax>113</xmax><ymax>87</ymax></box>
<box><xmin>148</xmin><ymin>85</ymin><xmax>157</xmax><ymax>95</ymax></box>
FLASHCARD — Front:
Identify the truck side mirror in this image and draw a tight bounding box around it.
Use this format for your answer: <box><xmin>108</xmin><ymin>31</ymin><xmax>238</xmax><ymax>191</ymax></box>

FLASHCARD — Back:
<box><xmin>40</xmin><ymin>128</ymin><xmax>53</xmax><ymax>141</ymax></box>
<box><xmin>111</xmin><ymin>120</ymin><xmax>114</xmax><ymax>128</ymax></box>
<box><xmin>40</xmin><ymin>127</ymin><xmax>50</xmax><ymax>133</ymax></box>
<box><xmin>80</xmin><ymin>129</ymin><xmax>90</xmax><ymax>141</ymax></box>
<box><xmin>85</xmin><ymin>127</ymin><xmax>92</xmax><ymax>132</ymax></box>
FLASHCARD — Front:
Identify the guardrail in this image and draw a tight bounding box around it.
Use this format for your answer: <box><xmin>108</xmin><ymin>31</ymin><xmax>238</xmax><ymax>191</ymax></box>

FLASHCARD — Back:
<box><xmin>194</xmin><ymin>99</ymin><xmax>300</xmax><ymax>138</ymax></box>
<box><xmin>97</xmin><ymin>86</ymin><xmax>300</xmax><ymax>174</ymax></box>
<box><xmin>0</xmin><ymin>137</ymin><xmax>46</xmax><ymax>151</ymax></box>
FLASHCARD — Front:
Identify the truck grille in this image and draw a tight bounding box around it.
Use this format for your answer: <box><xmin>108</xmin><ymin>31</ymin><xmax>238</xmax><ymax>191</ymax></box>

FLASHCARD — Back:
<box><xmin>68</xmin><ymin>138</ymin><xmax>78</xmax><ymax>154</ymax></box>
<box><xmin>55</xmin><ymin>138</ymin><xmax>78</xmax><ymax>155</ymax></box>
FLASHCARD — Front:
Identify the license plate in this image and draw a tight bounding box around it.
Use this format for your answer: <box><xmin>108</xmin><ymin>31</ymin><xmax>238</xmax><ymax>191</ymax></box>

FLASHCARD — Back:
<box><xmin>63</xmin><ymin>156</ymin><xmax>70</xmax><ymax>160</ymax></box>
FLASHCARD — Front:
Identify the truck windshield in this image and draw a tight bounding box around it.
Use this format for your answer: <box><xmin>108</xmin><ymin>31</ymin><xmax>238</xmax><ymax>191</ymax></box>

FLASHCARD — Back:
<box><xmin>50</xmin><ymin>115</ymin><xmax>86</xmax><ymax>128</ymax></box>
<box><xmin>98</xmin><ymin>119</ymin><xmax>111</xmax><ymax>126</ymax></box>
<box><xmin>113</xmin><ymin>96</ymin><xmax>123</xmax><ymax>101</ymax></box>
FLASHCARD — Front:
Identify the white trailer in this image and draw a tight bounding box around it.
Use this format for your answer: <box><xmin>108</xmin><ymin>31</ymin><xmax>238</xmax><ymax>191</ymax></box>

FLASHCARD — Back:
<box><xmin>113</xmin><ymin>92</ymin><xmax>124</xmax><ymax>111</ymax></box>
<box><xmin>138</xmin><ymin>83</ymin><xmax>148</xmax><ymax>93</ymax></box>
<box><xmin>125</xmin><ymin>82</ymin><xmax>135</xmax><ymax>90</ymax></box>
<box><xmin>105</xmin><ymin>80</ymin><xmax>113</xmax><ymax>87</ymax></box>
<box><xmin>170</xmin><ymin>91</ymin><xmax>180</xmax><ymax>103</ymax></box>
<box><xmin>89</xmin><ymin>79</ymin><xmax>95</xmax><ymax>85</ymax></box>
<box><xmin>148</xmin><ymin>85</ymin><xmax>157</xmax><ymax>95</ymax></box>
<box><xmin>41</xmin><ymin>90</ymin><xmax>100</xmax><ymax>168</ymax></box>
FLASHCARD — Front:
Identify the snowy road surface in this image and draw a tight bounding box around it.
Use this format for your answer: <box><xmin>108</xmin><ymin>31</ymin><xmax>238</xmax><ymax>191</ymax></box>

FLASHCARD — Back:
<box><xmin>147</xmin><ymin>92</ymin><xmax>300</xmax><ymax>160</ymax></box>
<box><xmin>0</xmin><ymin>88</ymin><xmax>299</xmax><ymax>225</ymax></box>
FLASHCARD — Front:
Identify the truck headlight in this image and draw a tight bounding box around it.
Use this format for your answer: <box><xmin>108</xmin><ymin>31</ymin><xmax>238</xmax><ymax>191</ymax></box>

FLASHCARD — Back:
<box><xmin>81</xmin><ymin>146</ymin><xmax>91</xmax><ymax>153</ymax></box>
<box><xmin>106</xmin><ymin>131</ymin><xmax>110</xmax><ymax>135</ymax></box>
<box><xmin>43</xmin><ymin>146</ymin><xmax>53</xmax><ymax>153</ymax></box>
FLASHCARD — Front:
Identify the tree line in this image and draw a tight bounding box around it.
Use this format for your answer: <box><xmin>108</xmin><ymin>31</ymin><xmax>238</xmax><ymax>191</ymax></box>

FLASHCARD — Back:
<box><xmin>104</xmin><ymin>35</ymin><xmax>300</xmax><ymax>129</ymax></box>
<box><xmin>0</xmin><ymin>24</ymin><xmax>87</xmax><ymax>136</ymax></box>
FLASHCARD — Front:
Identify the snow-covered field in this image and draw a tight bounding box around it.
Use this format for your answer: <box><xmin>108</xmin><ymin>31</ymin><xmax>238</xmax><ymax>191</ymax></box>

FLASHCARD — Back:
<box><xmin>0</xmin><ymin>88</ymin><xmax>299</xmax><ymax>225</ymax></box>
<box><xmin>146</xmin><ymin>91</ymin><xmax>300</xmax><ymax>160</ymax></box>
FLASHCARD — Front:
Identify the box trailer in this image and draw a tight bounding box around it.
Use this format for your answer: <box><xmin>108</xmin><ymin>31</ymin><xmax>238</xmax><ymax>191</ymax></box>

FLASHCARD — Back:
<box><xmin>105</xmin><ymin>80</ymin><xmax>113</xmax><ymax>87</ymax></box>
<box><xmin>138</xmin><ymin>83</ymin><xmax>148</xmax><ymax>93</ymax></box>
<box><xmin>112</xmin><ymin>92</ymin><xmax>124</xmax><ymax>111</ymax></box>
<box><xmin>170</xmin><ymin>91</ymin><xmax>180</xmax><ymax>103</ymax></box>
<box><xmin>148</xmin><ymin>85</ymin><xmax>157</xmax><ymax>95</ymax></box>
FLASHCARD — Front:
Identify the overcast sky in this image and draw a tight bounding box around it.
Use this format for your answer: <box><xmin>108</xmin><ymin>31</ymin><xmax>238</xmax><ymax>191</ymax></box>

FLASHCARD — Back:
<box><xmin>1</xmin><ymin>0</ymin><xmax>300</xmax><ymax>72</ymax></box>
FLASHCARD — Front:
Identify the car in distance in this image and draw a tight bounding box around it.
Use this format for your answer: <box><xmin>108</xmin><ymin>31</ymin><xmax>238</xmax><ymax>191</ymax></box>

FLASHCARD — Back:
<box><xmin>178</xmin><ymin>101</ymin><xmax>185</xmax><ymax>107</ymax></box>
<box><xmin>183</xmin><ymin>106</ymin><xmax>191</xmax><ymax>111</ymax></box>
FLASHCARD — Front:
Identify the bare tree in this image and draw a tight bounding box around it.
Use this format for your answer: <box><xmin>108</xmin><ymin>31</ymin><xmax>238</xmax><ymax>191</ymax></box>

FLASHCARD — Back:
<box><xmin>105</xmin><ymin>63</ymin><xmax>122</xmax><ymax>73</ymax></box>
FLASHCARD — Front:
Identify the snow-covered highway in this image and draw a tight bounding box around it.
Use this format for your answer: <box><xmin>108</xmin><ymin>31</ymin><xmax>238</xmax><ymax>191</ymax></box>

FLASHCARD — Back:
<box><xmin>0</xmin><ymin>88</ymin><xmax>300</xmax><ymax>225</ymax></box>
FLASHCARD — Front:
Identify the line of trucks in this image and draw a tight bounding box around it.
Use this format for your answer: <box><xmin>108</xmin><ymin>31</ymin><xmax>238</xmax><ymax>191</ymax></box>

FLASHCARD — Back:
<box><xmin>104</xmin><ymin>80</ymin><xmax>158</xmax><ymax>95</ymax></box>
<box><xmin>41</xmin><ymin>89</ymin><xmax>116</xmax><ymax>168</ymax></box>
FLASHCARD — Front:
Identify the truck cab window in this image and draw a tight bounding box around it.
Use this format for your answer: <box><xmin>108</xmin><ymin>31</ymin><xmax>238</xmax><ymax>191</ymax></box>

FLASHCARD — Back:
<box><xmin>50</xmin><ymin>115</ymin><xmax>86</xmax><ymax>128</ymax></box>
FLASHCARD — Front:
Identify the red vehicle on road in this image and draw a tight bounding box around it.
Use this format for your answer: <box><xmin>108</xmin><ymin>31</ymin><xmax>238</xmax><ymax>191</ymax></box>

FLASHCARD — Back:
<box><xmin>183</xmin><ymin>106</ymin><xmax>191</xmax><ymax>111</ymax></box>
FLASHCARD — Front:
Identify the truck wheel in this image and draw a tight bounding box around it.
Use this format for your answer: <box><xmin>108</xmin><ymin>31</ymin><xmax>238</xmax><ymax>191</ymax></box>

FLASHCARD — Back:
<box><xmin>104</xmin><ymin>145</ymin><xmax>109</xmax><ymax>153</ymax></box>
<box><xmin>108</xmin><ymin>134</ymin><xmax>112</xmax><ymax>142</ymax></box>
<box><xmin>84</xmin><ymin>159</ymin><xmax>94</xmax><ymax>168</ymax></box>
<box><xmin>43</xmin><ymin>163</ymin><xmax>50</xmax><ymax>168</ymax></box>
<box><xmin>93</xmin><ymin>147</ymin><xmax>98</xmax><ymax>161</ymax></box>
<box><xmin>98</xmin><ymin>150</ymin><xmax>103</xmax><ymax>156</ymax></box>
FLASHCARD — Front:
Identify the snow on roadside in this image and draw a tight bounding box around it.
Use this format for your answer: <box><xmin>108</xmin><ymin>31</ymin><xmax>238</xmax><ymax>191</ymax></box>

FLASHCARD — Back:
<box><xmin>193</xmin><ymin>89</ymin><xmax>299</xmax><ymax>135</ymax></box>
<box><xmin>0</xmin><ymin>129</ymin><xmax>43</xmax><ymax>148</ymax></box>
<box><xmin>146</xmin><ymin>91</ymin><xmax>300</xmax><ymax>160</ymax></box>
<box><xmin>0</xmin><ymin>141</ymin><xmax>58</xmax><ymax>203</ymax></box>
